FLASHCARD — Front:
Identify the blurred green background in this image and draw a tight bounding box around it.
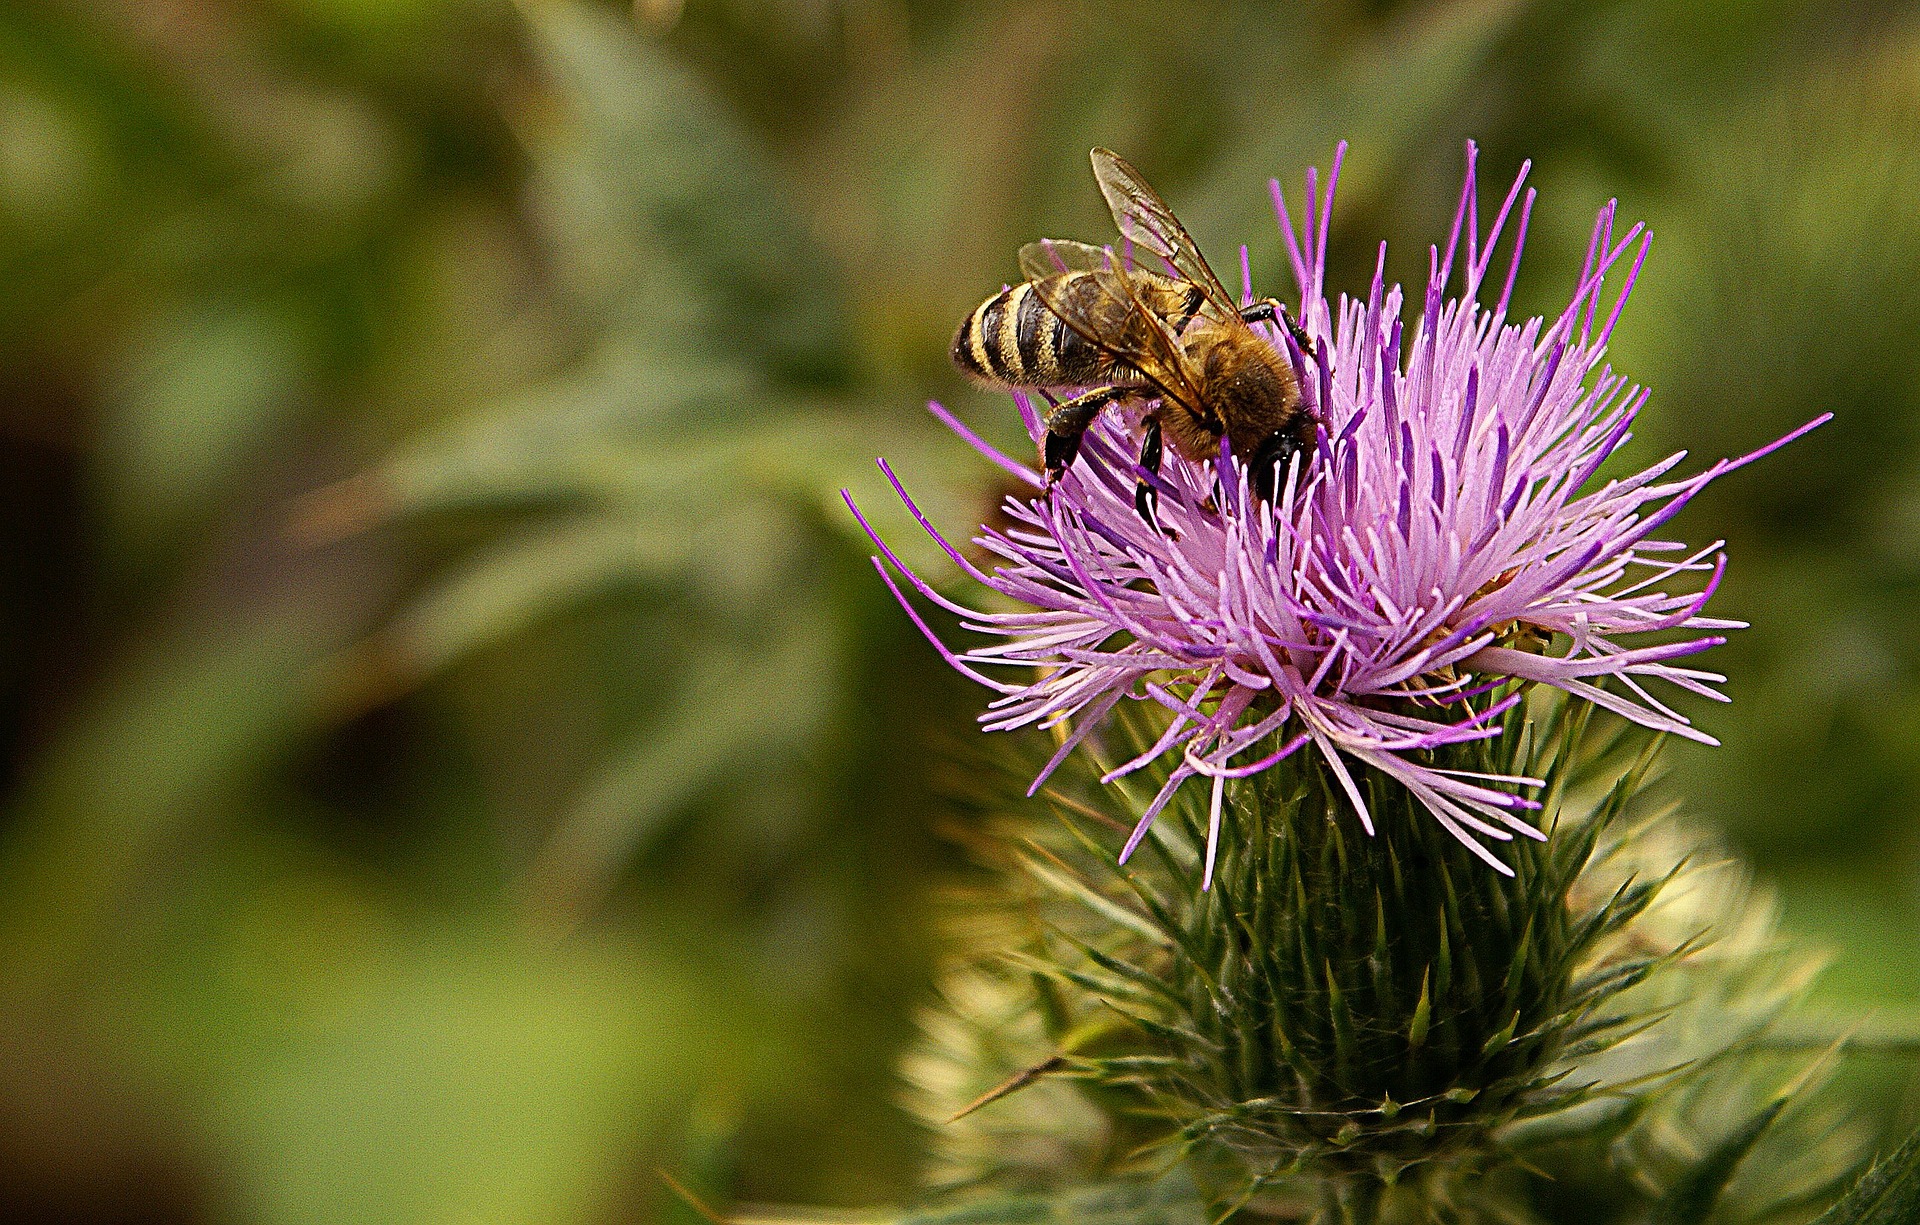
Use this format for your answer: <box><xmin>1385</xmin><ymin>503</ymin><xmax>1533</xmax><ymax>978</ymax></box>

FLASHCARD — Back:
<box><xmin>1</xmin><ymin>0</ymin><xmax>1918</xmax><ymax>1220</ymax></box>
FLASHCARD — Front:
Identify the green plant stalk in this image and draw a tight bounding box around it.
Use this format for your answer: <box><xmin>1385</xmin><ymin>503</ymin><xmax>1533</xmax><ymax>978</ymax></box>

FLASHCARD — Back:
<box><xmin>1057</xmin><ymin>698</ymin><xmax>1662</xmax><ymax>1194</ymax></box>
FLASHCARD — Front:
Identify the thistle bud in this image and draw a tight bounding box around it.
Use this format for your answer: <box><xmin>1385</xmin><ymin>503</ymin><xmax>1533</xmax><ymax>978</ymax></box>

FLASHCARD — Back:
<box><xmin>907</xmin><ymin>702</ymin><xmax>1860</xmax><ymax>1221</ymax></box>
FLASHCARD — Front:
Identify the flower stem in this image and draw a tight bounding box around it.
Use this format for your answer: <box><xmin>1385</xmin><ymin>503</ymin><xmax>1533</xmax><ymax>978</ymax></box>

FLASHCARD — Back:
<box><xmin>1326</xmin><ymin>1176</ymin><xmax>1382</xmax><ymax>1225</ymax></box>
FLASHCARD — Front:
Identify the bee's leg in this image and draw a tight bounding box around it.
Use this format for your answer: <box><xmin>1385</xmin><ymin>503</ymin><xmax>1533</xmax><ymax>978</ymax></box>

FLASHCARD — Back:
<box><xmin>1134</xmin><ymin>416</ymin><xmax>1166</xmax><ymax>530</ymax></box>
<box><xmin>1240</xmin><ymin>298</ymin><xmax>1315</xmax><ymax>354</ymax></box>
<box><xmin>1278</xmin><ymin>303</ymin><xmax>1314</xmax><ymax>354</ymax></box>
<box><xmin>1238</xmin><ymin>298</ymin><xmax>1280</xmax><ymax>325</ymax></box>
<box><xmin>1042</xmin><ymin>386</ymin><xmax>1123</xmax><ymax>482</ymax></box>
<box><xmin>1167</xmin><ymin>285</ymin><xmax>1208</xmax><ymax>334</ymax></box>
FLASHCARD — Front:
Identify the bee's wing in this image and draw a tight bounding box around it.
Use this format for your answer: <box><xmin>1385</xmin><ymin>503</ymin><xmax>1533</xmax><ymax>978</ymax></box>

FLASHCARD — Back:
<box><xmin>1090</xmin><ymin>147</ymin><xmax>1240</xmax><ymax>323</ymax></box>
<box><xmin>1018</xmin><ymin>240</ymin><xmax>1209</xmax><ymax>416</ymax></box>
<box><xmin>1018</xmin><ymin>237</ymin><xmax>1112</xmax><ymax>282</ymax></box>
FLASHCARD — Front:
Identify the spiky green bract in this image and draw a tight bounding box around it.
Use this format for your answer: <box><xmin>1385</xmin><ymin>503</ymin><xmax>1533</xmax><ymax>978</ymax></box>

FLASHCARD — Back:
<box><xmin>1810</xmin><ymin>1120</ymin><xmax>1920</xmax><ymax>1225</ymax></box>
<box><xmin>904</xmin><ymin>696</ymin><xmax>1865</xmax><ymax>1224</ymax></box>
<box><xmin>1056</xmin><ymin>699</ymin><xmax>1658</xmax><ymax>1194</ymax></box>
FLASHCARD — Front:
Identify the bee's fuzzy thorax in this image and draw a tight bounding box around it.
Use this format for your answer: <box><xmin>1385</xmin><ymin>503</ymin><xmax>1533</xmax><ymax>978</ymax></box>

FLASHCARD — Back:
<box><xmin>1176</xmin><ymin>320</ymin><xmax>1307</xmax><ymax>463</ymax></box>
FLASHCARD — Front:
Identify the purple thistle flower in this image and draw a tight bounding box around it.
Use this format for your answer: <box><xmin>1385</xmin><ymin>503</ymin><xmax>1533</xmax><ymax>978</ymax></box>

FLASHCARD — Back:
<box><xmin>846</xmin><ymin>142</ymin><xmax>1827</xmax><ymax>881</ymax></box>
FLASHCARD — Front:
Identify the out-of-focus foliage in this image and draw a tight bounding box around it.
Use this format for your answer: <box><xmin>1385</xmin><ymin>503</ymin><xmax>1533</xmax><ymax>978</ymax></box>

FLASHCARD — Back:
<box><xmin>1</xmin><ymin>0</ymin><xmax>1917</xmax><ymax>1222</ymax></box>
<box><xmin>1813</xmin><ymin>1121</ymin><xmax>1920</xmax><ymax>1225</ymax></box>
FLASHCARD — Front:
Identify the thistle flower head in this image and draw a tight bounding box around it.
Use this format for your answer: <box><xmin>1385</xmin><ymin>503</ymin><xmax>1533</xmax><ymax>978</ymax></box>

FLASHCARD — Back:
<box><xmin>849</xmin><ymin>142</ymin><xmax>1827</xmax><ymax>876</ymax></box>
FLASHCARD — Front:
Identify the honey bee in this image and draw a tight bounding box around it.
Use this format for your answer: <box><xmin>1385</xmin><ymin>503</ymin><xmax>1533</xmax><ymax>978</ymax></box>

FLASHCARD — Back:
<box><xmin>953</xmin><ymin>148</ymin><xmax>1318</xmax><ymax>522</ymax></box>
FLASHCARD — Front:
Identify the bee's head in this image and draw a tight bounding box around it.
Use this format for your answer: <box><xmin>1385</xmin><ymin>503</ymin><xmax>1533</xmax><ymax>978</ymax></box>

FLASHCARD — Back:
<box><xmin>1249</xmin><ymin>424</ymin><xmax>1314</xmax><ymax>502</ymax></box>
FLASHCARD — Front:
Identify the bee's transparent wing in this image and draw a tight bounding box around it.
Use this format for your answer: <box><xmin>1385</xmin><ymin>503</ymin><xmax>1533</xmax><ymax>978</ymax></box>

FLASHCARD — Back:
<box><xmin>1090</xmin><ymin>147</ymin><xmax>1240</xmax><ymax>322</ymax></box>
<box><xmin>1017</xmin><ymin>237</ymin><xmax>1112</xmax><ymax>282</ymax></box>
<box><xmin>1018</xmin><ymin>239</ymin><xmax>1207</xmax><ymax>414</ymax></box>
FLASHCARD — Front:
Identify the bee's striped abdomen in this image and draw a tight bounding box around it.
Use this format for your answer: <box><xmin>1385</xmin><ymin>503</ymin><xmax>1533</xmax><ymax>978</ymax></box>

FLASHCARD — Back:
<box><xmin>952</xmin><ymin>275</ymin><xmax>1110</xmax><ymax>390</ymax></box>
<box><xmin>952</xmin><ymin>282</ymin><xmax>1028</xmax><ymax>383</ymax></box>
<box><xmin>949</xmin><ymin>288</ymin><xmax>994</xmax><ymax>380</ymax></box>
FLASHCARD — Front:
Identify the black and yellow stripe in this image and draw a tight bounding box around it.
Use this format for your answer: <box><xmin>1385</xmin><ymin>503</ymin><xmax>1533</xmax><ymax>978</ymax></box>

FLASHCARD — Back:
<box><xmin>952</xmin><ymin>276</ymin><xmax>1097</xmax><ymax>389</ymax></box>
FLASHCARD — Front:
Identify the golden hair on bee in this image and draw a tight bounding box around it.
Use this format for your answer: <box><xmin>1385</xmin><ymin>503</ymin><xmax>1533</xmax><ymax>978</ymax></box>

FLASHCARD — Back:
<box><xmin>952</xmin><ymin>148</ymin><xmax>1318</xmax><ymax>524</ymax></box>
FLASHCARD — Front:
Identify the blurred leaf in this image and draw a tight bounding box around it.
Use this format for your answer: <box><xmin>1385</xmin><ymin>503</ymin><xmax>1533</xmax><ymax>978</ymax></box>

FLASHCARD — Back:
<box><xmin>117</xmin><ymin>843</ymin><xmax>775</xmax><ymax>1225</ymax></box>
<box><xmin>1195</xmin><ymin>0</ymin><xmax>1533</xmax><ymax>257</ymax></box>
<box><xmin>525</xmin><ymin>600</ymin><xmax>841</xmax><ymax>918</ymax></box>
<box><xmin>380</xmin><ymin>513</ymin><xmax>681</xmax><ymax>679</ymax></box>
<box><xmin>97</xmin><ymin>301</ymin><xmax>308</xmax><ymax>559</ymax></box>
<box><xmin>1811</xmin><ymin>1121</ymin><xmax>1920</xmax><ymax>1225</ymax></box>
<box><xmin>736</xmin><ymin>1171</ymin><xmax>1208</xmax><ymax>1225</ymax></box>
<box><xmin>0</xmin><ymin>608</ymin><xmax>338</xmax><ymax>1000</ymax></box>
<box><xmin>1629</xmin><ymin>30</ymin><xmax>1920</xmax><ymax>965</ymax></box>
<box><xmin>1652</xmin><ymin>1097</ymin><xmax>1785</xmax><ymax>1224</ymax></box>
<box><xmin>517</xmin><ymin>0</ymin><xmax>849</xmax><ymax>383</ymax></box>
<box><xmin>906</xmin><ymin>1175</ymin><xmax>1207</xmax><ymax>1224</ymax></box>
<box><xmin>325</xmin><ymin>352</ymin><xmax>758</xmax><ymax>524</ymax></box>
